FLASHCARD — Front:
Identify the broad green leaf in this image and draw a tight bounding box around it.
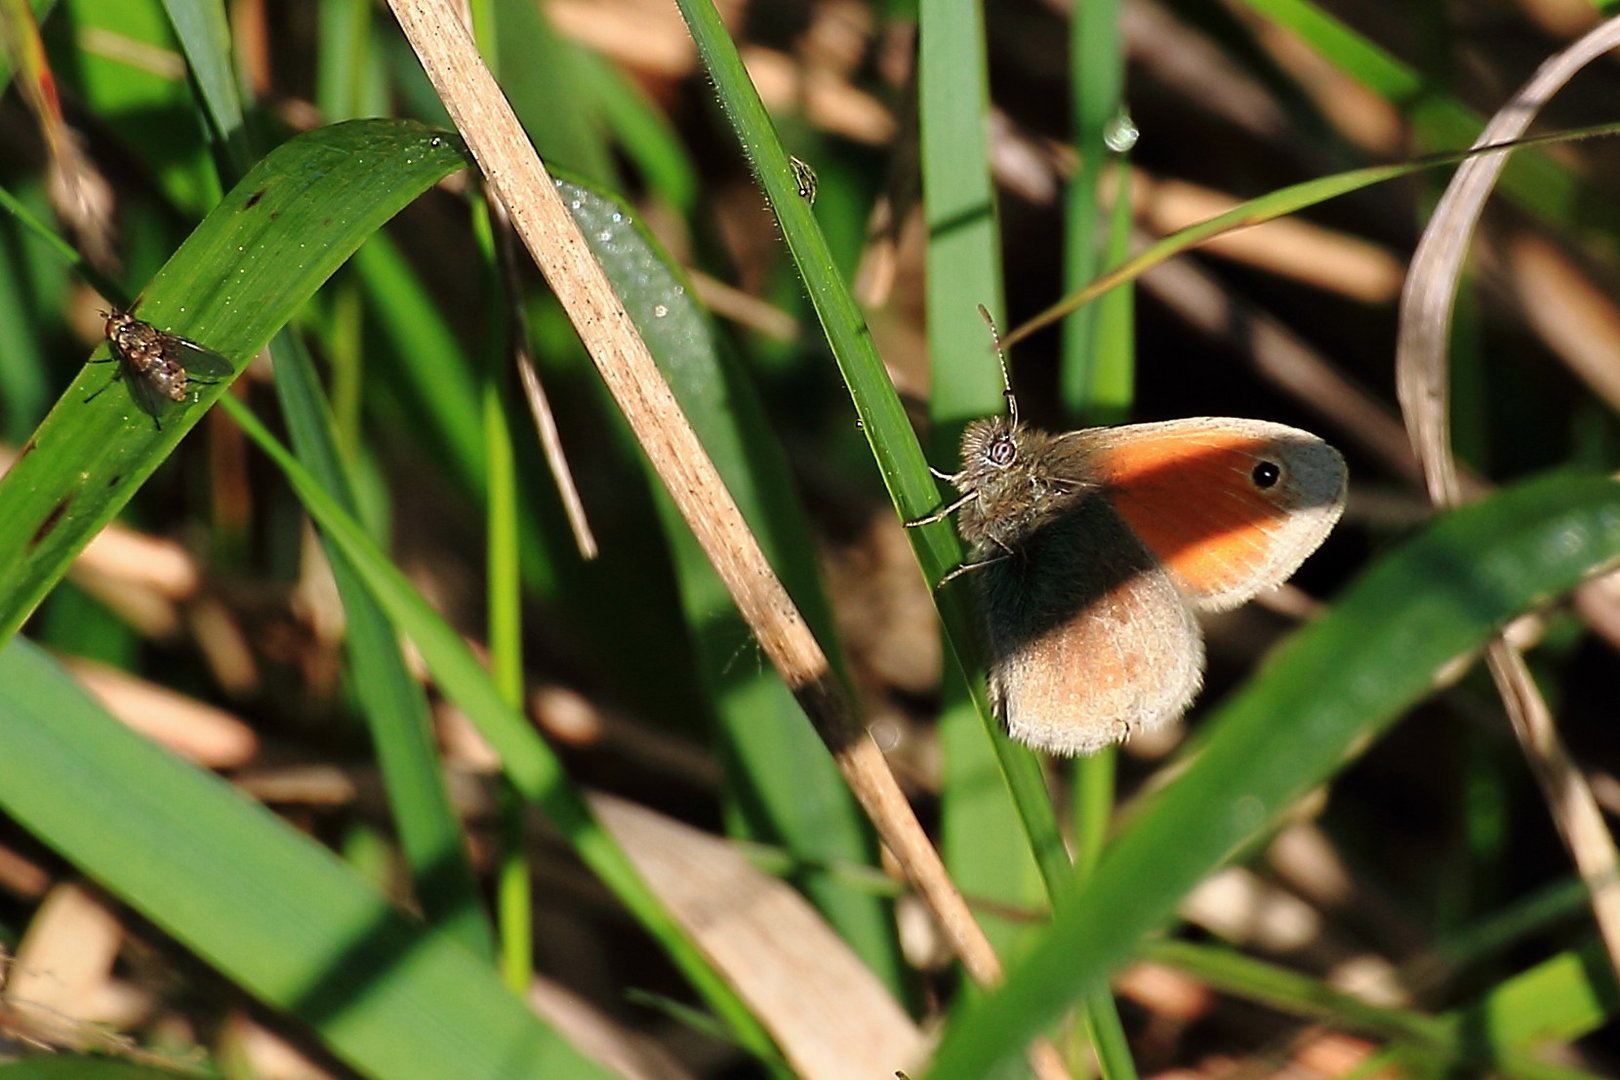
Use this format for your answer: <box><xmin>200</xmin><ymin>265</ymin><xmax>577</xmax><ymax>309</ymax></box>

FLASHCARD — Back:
<box><xmin>1150</xmin><ymin>939</ymin><xmax>1594</xmax><ymax>1079</ymax></box>
<box><xmin>553</xmin><ymin>175</ymin><xmax>905</xmax><ymax>992</ymax></box>
<box><xmin>218</xmin><ymin>393</ymin><xmax>781</xmax><ymax>1063</ymax></box>
<box><xmin>0</xmin><ymin>115</ymin><xmax>775</xmax><ymax>1064</ymax></box>
<box><xmin>0</xmin><ymin>638</ymin><xmax>608</xmax><ymax>1080</ymax></box>
<box><xmin>926</xmin><ymin>473</ymin><xmax>1620</xmax><ymax>1077</ymax></box>
<box><xmin>0</xmin><ymin>119</ymin><xmax>466</xmax><ymax>642</ymax></box>
<box><xmin>0</xmin><ymin>1061</ymin><xmax>198</xmax><ymax>1079</ymax></box>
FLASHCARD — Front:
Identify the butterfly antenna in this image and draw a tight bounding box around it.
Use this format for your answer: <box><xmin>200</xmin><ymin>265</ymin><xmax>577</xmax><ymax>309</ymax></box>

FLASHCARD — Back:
<box><xmin>977</xmin><ymin>304</ymin><xmax>1018</xmax><ymax>425</ymax></box>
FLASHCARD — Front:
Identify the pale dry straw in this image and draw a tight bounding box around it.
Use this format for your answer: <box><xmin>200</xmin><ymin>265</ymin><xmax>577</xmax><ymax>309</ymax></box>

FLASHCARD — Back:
<box><xmin>1395</xmin><ymin>14</ymin><xmax>1620</xmax><ymax>979</ymax></box>
<box><xmin>383</xmin><ymin>0</ymin><xmax>1056</xmax><ymax>1072</ymax></box>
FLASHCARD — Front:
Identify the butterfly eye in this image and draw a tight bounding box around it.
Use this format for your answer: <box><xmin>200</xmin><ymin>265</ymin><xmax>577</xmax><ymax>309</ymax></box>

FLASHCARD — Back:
<box><xmin>988</xmin><ymin>435</ymin><xmax>1017</xmax><ymax>467</ymax></box>
<box><xmin>1251</xmin><ymin>460</ymin><xmax>1282</xmax><ymax>489</ymax></box>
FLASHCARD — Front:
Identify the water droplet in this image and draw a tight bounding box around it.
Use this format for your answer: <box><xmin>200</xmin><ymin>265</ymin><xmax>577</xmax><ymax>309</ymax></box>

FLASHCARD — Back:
<box><xmin>653</xmin><ymin>304</ymin><xmax>668</xmax><ymax>318</ymax></box>
<box><xmin>1104</xmin><ymin>112</ymin><xmax>1139</xmax><ymax>153</ymax></box>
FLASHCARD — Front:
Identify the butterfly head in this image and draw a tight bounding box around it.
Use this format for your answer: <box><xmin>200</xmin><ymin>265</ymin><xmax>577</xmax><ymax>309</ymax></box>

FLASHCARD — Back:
<box><xmin>960</xmin><ymin>414</ymin><xmax>1021</xmax><ymax>479</ymax></box>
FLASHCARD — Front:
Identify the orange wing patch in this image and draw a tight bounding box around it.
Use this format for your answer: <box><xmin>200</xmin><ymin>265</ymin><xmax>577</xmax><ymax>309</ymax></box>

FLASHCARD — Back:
<box><xmin>1083</xmin><ymin>421</ymin><xmax>1345</xmax><ymax>610</ymax></box>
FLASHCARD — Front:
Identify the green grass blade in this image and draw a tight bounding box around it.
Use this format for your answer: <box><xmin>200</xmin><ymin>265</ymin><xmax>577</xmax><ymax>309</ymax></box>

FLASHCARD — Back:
<box><xmin>272</xmin><ymin>326</ymin><xmax>494</xmax><ymax>960</ymax></box>
<box><xmin>1442</xmin><ymin>938</ymin><xmax>1620</xmax><ymax>1053</ymax></box>
<box><xmin>669</xmin><ymin>0</ymin><xmax>945</xmax><ymax>552</ymax></box>
<box><xmin>1006</xmin><ymin>121</ymin><xmax>1620</xmax><ymax>350</ymax></box>
<box><xmin>915</xmin><ymin>0</ymin><xmax>1046</xmax><ymax>963</ymax></box>
<box><xmin>925</xmin><ymin>473</ymin><xmax>1620</xmax><ymax>1077</ymax></box>
<box><xmin>1149</xmin><ymin>940</ymin><xmax>1591</xmax><ymax>1079</ymax></box>
<box><xmin>579</xmin><ymin>49</ymin><xmax>699</xmax><ymax>214</ymax></box>
<box><xmin>156</xmin><ymin>0</ymin><xmax>248</xmax><ymax>173</ymax></box>
<box><xmin>55</xmin><ymin>0</ymin><xmax>221</xmax><ymax>214</ymax></box>
<box><xmin>552</xmin><ymin>175</ymin><xmax>905</xmax><ymax>991</ymax></box>
<box><xmin>351</xmin><ymin>233</ymin><xmax>488</xmax><ymax>498</ymax></box>
<box><xmin>1057</xmin><ymin>0</ymin><xmax>1138</xmax><ymax>1070</ymax></box>
<box><xmin>216</xmin><ymin>394</ymin><xmax>782</xmax><ymax>1063</ymax></box>
<box><xmin>677</xmin><ymin>0</ymin><xmax>1078</xmax><ymax>1002</ymax></box>
<box><xmin>1238</xmin><ymin>0</ymin><xmax>1620</xmax><ymax>235</ymax></box>
<box><xmin>491</xmin><ymin>0</ymin><xmax>615</xmax><ymax>184</ymax></box>
<box><xmin>0</xmin><ymin>119</ymin><xmax>467</xmax><ymax>642</ymax></box>
<box><xmin>0</xmin><ymin>637</ymin><xmax>608</xmax><ymax>1080</ymax></box>
<box><xmin>0</xmin><ymin>1060</ymin><xmax>202</xmax><ymax>1079</ymax></box>
<box><xmin>315</xmin><ymin>0</ymin><xmax>387</xmax><ymax>121</ymax></box>
<box><xmin>1061</xmin><ymin>0</ymin><xmax>1131</xmax><ymax>421</ymax></box>
<box><xmin>177</xmin><ymin>1</ymin><xmax>488</xmax><ymax>957</ymax></box>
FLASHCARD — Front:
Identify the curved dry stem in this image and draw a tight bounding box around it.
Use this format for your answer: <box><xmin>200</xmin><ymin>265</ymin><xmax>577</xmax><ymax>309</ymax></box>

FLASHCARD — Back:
<box><xmin>1394</xmin><ymin>13</ymin><xmax>1620</xmax><ymax>978</ymax></box>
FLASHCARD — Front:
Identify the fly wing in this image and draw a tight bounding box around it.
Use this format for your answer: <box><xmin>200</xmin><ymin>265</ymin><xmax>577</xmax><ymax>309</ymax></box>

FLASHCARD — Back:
<box><xmin>120</xmin><ymin>361</ymin><xmax>172</xmax><ymax>421</ymax></box>
<box><xmin>167</xmin><ymin>337</ymin><xmax>233</xmax><ymax>380</ymax></box>
<box><xmin>977</xmin><ymin>495</ymin><xmax>1203</xmax><ymax>756</ymax></box>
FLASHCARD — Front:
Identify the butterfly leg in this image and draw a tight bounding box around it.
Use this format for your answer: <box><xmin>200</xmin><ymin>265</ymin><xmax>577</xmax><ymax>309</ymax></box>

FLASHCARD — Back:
<box><xmin>935</xmin><ymin>553</ymin><xmax>1008</xmax><ymax>589</ymax></box>
<box><xmin>906</xmin><ymin>490</ymin><xmax>977</xmax><ymax>527</ymax></box>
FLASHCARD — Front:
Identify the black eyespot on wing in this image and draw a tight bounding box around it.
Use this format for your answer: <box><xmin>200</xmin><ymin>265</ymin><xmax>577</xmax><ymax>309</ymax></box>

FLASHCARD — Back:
<box><xmin>1251</xmin><ymin>460</ymin><xmax>1282</xmax><ymax>489</ymax></box>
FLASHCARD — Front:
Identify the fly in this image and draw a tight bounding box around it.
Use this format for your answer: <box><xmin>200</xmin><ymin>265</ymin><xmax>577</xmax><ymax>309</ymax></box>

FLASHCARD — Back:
<box><xmin>88</xmin><ymin>307</ymin><xmax>232</xmax><ymax>429</ymax></box>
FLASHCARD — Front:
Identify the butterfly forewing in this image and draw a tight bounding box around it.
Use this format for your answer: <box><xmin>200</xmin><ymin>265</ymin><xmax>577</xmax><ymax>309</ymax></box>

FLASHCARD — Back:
<box><xmin>1061</xmin><ymin>419</ymin><xmax>1347</xmax><ymax>611</ymax></box>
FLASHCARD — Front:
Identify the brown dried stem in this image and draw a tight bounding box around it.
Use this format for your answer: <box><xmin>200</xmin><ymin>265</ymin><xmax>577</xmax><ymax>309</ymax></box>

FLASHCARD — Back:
<box><xmin>383</xmin><ymin>0</ymin><xmax>1034</xmax><ymax>1058</ymax></box>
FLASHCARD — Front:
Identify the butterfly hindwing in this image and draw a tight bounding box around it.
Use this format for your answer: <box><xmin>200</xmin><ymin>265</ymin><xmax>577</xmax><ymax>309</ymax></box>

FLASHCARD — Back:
<box><xmin>977</xmin><ymin>495</ymin><xmax>1203</xmax><ymax>755</ymax></box>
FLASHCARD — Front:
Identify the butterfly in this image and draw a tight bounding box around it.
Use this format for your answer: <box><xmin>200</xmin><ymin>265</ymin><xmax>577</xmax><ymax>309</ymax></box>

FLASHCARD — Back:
<box><xmin>914</xmin><ymin>317</ymin><xmax>1346</xmax><ymax>754</ymax></box>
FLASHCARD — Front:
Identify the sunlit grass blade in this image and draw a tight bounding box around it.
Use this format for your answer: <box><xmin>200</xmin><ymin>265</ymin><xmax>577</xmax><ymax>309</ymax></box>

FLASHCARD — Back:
<box><xmin>1148</xmin><ymin>940</ymin><xmax>1592</xmax><ymax>1079</ymax></box>
<box><xmin>0</xmin><ymin>119</ymin><xmax>467</xmax><ymax>642</ymax></box>
<box><xmin>926</xmin><ymin>473</ymin><xmax>1620</xmax><ymax>1077</ymax></box>
<box><xmin>672</xmin><ymin>0</ymin><xmax>1073</xmax><ymax>914</ymax></box>
<box><xmin>669</xmin><ymin>0</ymin><xmax>947</xmax><ymax>558</ymax></box>
<box><xmin>217</xmin><ymin>394</ymin><xmax>782</xmax><ymax>1064</ymax></box>
<box><xmin>1003</xmin><ymin>121</ymin><xmax>1620</xmax><ymax>351</ymax></box>
<box><xmin>553</xmin><ymin>174</ymin><xmax>905</xmax><ymax>989</ymax></box>
<box><xmin>0</xmin><ymin>637</ymin><xmax>610</xmax><ymax>1080</ymax></box>
<box><xmin>1237</xmin><ymin>0</ymin><xmax>1620</xmax><ymax>235</ymax></box>
<box><xmin>1443</xmin><ymin>937</ymin><xmax>1620</xmax><ymax>1053</ymax></box>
